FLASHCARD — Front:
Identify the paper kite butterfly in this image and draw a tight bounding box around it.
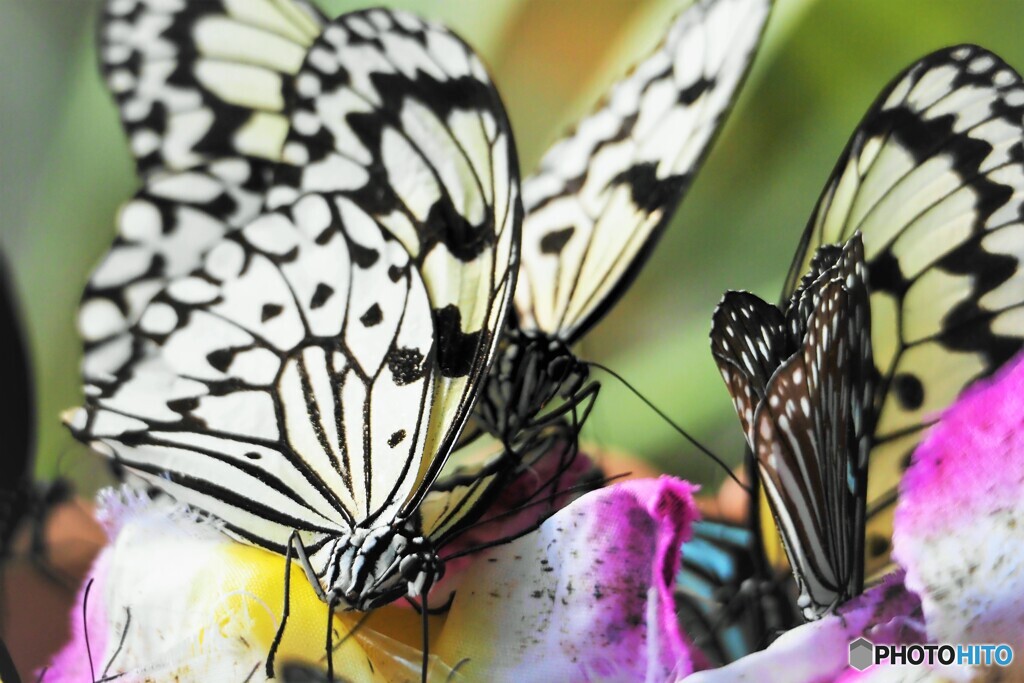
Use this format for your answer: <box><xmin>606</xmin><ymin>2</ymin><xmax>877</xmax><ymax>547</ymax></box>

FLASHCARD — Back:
<box><xmin>470</xmin><ymin>0</ymin><xmax>773</xmax><ymax>469</ymax></box>
<box><xmin>710</xmin><ymin>44</ymin><xmax>1024</xmax><ymax>621</ymax></box>
<box><xmin>69</xmin><ymin>2</ymin><xmax>522</xmax><ymax>676</ymax></box>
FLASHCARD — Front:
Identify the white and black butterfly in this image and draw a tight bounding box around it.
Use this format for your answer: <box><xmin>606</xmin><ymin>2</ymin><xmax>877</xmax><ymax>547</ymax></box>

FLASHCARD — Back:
<box><xmin>79</xmin><ymin>0</ymin><xmax>327</xmax><ymax>386</ymax></box>
<box><xmin>68</xmin><ymin>5</ymin><xmax>521</xmax><ymax>678</ymax></box>
<box><xmin>711</xmin><ymin>45</ymin><xmax>1024</xmax><ymax>619</ymax></box>
<box><xmin>471</xmin><ymin>0</ymin><xmax>773</xmax><ymax>459</ymax></box>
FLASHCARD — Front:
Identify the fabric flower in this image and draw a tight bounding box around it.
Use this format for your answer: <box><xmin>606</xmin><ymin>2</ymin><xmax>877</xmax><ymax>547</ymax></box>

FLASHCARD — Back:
<box><xmin>45</xmin><ymin>476</ymin><xmax>702</xmax><ymax>682</ymax></box>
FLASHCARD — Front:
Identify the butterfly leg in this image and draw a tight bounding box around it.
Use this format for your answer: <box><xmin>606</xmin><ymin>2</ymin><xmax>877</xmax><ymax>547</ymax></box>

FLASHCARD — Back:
<box><xmin>266</xmin><ymin>531</ymin><xmax>327</xmax><ymax>678</ymax></box>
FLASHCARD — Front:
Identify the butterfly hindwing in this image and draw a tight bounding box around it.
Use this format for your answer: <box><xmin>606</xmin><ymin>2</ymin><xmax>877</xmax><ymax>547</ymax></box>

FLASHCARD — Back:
<box><xmin>100</xmin><ymin>0</ymin><xmax>326</xmax><ymax>176</ymax></box>
<box><xmin>775</xmin><ymin>45</ymin><xmax>1024</xmax><ymax>576</ymax></box>
<box><xmin>70</xmin><ymin>193</ymin><xmax>439</xmax><ymax>579</ymax></box>
<box><xmin>515</xmin><ymin>0</ymin><xmax>772</xmax><ymax>342</ymax></box>
<box><xmin>676</xmin><ymin>520</ymin><xmax>795</xmax><ymax>665</ymax></box>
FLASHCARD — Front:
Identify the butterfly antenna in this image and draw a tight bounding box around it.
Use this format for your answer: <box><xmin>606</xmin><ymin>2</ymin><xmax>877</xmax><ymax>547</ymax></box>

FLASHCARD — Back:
<box><xmin>82</xmin><ymin>577</ymin><xmax>97</xmax><ymax>683</ymax></box>
<box><xmin>585</xmin><ymin>362</ymin><xmax>748</xmax><ymax>492</ymax></box>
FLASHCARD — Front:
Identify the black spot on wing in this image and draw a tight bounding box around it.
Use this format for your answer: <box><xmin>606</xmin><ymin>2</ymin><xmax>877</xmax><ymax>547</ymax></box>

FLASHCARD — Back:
<box><xmin>349</xmin><ymin>242</ymin><xmax>380</xmax><ymax>268</ymax></box>
<box><xmin>387</xmin><ymin>265</ymin><xmax>404</xmax><ymax>283</ymax></box>
<box><xmin>206</xmin><ymin>348</ymin><xmax>234</xmax><ymax>373</ymax></box>
<box><xmin>679</xmin><ymin>76</ymin><xmax>715</xmax><ymax>105</ymax></box>
<box><xmin>433</xmin><ymin>304</ymin><xmax>485</xmax><ymax>378</ymax></box>
<box><xmin>359</xmin><ymin>304</ymin><xmax>382</xmax><ymax>327</ymax></box>
<box><xmin>386</xmin><ymin>347</ymin><xmax>426</xmax><ymax>386</ymax></box>
<box><xmin>540</xmin><ymin>227</ymin><xmax>574</xmax><ymax>254</ymax></box>
<box><xmin>420</xmin><ymin>200</ymin><xmax>493</xmax><ymax>262</ymax></box>
<box><xmin>261</xmin><ymin>304</ymin><xmax>283</xmax><ymax>322</ymax></box>
<box><xmin>611</xmin><ymin>162</ymin><xmax>688</xmax><ymax>215</ymax></box>
<box><xmin>893</xmin><ymin>373</ymin><xmax>924</xmax><ymax>410</ymax></box>
<box><xmin>388</xmin><ymin>430</ymin><xmax>406</xmax><ymax>447</ymax></box>
<box><xmin>310</xmin><ymin>283</ymin><xmax>334</xmax><ymax>309</ymax></box>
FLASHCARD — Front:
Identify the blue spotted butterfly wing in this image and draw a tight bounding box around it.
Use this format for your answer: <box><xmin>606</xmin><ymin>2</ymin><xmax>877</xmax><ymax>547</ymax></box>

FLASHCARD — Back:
<box><xmin>676</xmin><ymin>520</ymin><xmax>795</xmax><ymax>664</ymax></box>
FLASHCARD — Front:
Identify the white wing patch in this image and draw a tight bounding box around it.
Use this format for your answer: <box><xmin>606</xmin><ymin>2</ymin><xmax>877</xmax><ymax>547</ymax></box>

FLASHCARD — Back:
<box><xmin>79</xmin><ymin>159</ymin><xmax>270</xmax><ymax>386</ymax></box>
<box><xmin>515</xmin><ymin>0</ymin><xmax>771</xmax><ymax>341</ymax></box>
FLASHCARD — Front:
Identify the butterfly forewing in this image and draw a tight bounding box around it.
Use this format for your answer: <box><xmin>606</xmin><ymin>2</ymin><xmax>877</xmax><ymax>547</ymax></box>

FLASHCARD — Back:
<box><xmin>266</xmin><ymin>9</ymin><xmax>522</xmax><ymax>509</ymax></box>
<box><xmin>79</xmin><ymin>159</ymin><xmax>273</xmax><ymax>385</ymax></box>
<box><xmin>777</xmin><ymin>45</ymin><xmax>1024</xmax><ymax>575</ymax></box>
<box><xmin>70</xmin><ymin>193</ymin><xmax>441</xmax><ymax>582</ymax></box>
<box><xmin>100</xmin><ymin>0</ymin><xmax>325</xmax><ymax>176</ymax></box>
<box><xmin>710</xmin><ymin>290</ymin><xmax>788</xmax><ymax>442</ymax></box>
<box><xmin>515</xmin><ymin>0</ymin><xmax>771</xmax><ymax>342</ymax></box>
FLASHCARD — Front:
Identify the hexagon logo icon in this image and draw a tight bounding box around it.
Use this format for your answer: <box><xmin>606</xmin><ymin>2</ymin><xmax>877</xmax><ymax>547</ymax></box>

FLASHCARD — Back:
<box><xmin>849</xmin><ymin>637</ymin><xmax>874</xmax><ymax>671</ymax></box>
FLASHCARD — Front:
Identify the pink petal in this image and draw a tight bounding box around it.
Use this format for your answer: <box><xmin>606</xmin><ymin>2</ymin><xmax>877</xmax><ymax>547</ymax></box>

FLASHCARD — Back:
<box><xmin>434</xmin><ymin>476</ymin><xmax>702</xmax><ymax>681</ymax></box>
<box><xmin>44</xmin><ymin>548</ymin><xmax>112</xmax><ymax>682</ymax></box>
<box><xmin>894</xmin><ymin>352</ymin><xmax>1024</xmax><ymax>650</ymax></box>
<box><xmin>685</xmin><ymin>573</ymin><xmax>923</xmax><ymax>683</ymax></box>
<box><xmin>429</xmin><ymin>444</ymin><xmax>595</xmax><ymax>604</ymax></box>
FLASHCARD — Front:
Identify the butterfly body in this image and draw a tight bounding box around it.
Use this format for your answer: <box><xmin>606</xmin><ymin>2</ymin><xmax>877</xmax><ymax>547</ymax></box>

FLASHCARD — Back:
<box><xmin>475</xmin><ymin>329</ymin><xmax>592</xmax><ymax>448</ymax></box>
<box><xmin>470</xmin><ymin>0</ymin><xmax>773</xmax><ymax>454</ymax></box>
<box><xmin>319</xmin><ymin>520</ymin><xmax>440</xmax><ymax>611</ymax></box>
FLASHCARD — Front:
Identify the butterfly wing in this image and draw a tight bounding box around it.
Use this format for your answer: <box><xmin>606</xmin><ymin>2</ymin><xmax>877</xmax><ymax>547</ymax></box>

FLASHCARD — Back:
<box><xmin>775</xmin><ymin>45</ymin><xmax>1024</xmax><ymax>576</ymax></box>
<box><xmin>712</xmin><ymin>236</ymin><xmax>873</xmax><ymax>618</ymax></box>
<box><xmin>82</xmin><ymin>0</ymin><xmax>327</xmax><ymax>385</ymax></box>
<box><xmin>79</xmin><ymin>160</ymin><xmax>272</xmax><ymax>385</ymax></box>
<box><xmin>100</xmin><ymin>0</ymin><xmax>325</xmax><ymax>176</ymax></box>
<box><xmin>676</xmin><ymin>520</ymin><xmax>795</xmax><ymax>665</ymax></box>
<box><xmin>73</xmin><ymin>8</ymin><xmax>522</xmax><ymax>562</ymax></box>
<box><xmin>515</xmin><ymin>0</ymin><xmax>771</xmax><ymax>342</ymax></box>
<box><xmin>266</xmin><ymin>8</ymin><xmax>522</xmax><ymax>511</ymax></box>
<box><xmin>68</xmin><ymin>194</ymin><xmax>440</xmax><ymax>575</ymax></box>
<box><xmin>0</xmin><ymin>251</ymin><xmax>35</xmax><ymax>556</ymax></box>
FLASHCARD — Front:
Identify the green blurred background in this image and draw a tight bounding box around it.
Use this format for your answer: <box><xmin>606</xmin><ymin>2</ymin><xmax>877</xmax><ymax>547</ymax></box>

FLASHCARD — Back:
<box><xmin>4</xmin><ymin>0</ymin><xmax>1024</xmax><ymax>495</ymax></box>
